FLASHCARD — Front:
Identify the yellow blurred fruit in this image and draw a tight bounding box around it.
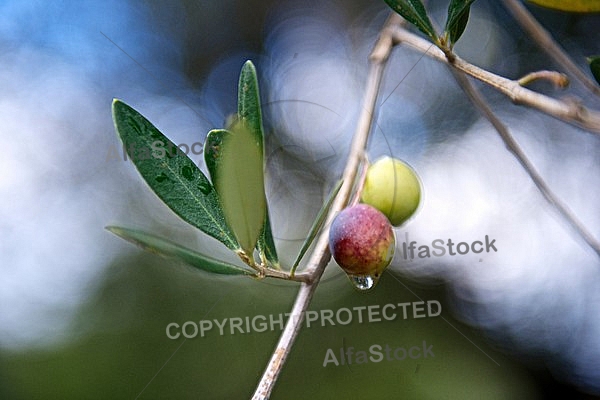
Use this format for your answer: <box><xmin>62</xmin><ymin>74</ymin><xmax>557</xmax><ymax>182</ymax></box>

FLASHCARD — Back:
<box><xmin>526</xmin><ymin>0</ymin><xmax>600</xmax><ymax>12</ymax></box>
<box><xmin>360</xmin><ymin>156</ymin><xmax>421</xmax><ymax>226</ymax></box>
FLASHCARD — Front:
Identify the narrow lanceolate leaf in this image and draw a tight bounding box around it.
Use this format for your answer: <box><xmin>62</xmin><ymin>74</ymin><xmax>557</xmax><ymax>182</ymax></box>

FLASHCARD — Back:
<box><xmin>211</xmin><ymin>121</ymin><xmax>266</xmax><ymax>256</ymax></box>
<box><xmin>291</xmin><ymin>180</ymin><xmax>343</xmax><ymax>275</ymax></box>
<box><xmin>237</xmin><ymin>60</ymin><xmax>280</xmax><ymax>267</ymax></box>
<box><xmin>205</xmin><ymin>128</ymin><xmax>280</xmax><ymax>269</ymax></box>
<box><xmin>204</xmin><ymin>128</ymin><xmax>231</xmax><ymax>183</ymax></box>
<box><xmin>445</xmin><ymin>0</ymin><xmax>476</xmax><ymax>45</ymax></box>
<box><xmin>112</xmin><ymin>99</ymin><xmax>239</xmax><ymax>250</ymax></box>
<box><xmin>384</xmin><ymin>0</ymin><xmax>437</xmax><ymax>41</ymax></box>
<box><xmin>257</xmin><ymin>212</ymin><xmax>280</xmax><ymax>269</ymax></box>
<box><xmin>106</xmin><ymin>226</ymin><xmax>253</xmax><ymax>276</ymax></box>
<box><xmin>588</xmin><ymin>56</ymin><xmax>600</xmax><ymax>85</ymax></box>
<box><xmin>238</xmin><ymin>60</ymin><xmax>264</xmax><ymax>152</ymax></box>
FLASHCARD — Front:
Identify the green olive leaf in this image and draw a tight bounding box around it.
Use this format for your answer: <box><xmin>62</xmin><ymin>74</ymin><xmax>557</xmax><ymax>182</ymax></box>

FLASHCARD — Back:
<box><xmin>444</xmin><ymin>0</ymin><xmax>477</xmax><ymax>46</ymax></box>
<box><xmin>111</xmin><ymin>100</ymin><xmax>239</xmax><ymax>250</ymax></box>
<box><xmin>237</xmin><ymin>60</ymin><xmax>280</xmax><ymax>268</ymax></box>
<box><xmin>238</xmin><ymin>60</ymin><xmax>264</xmax><ymax>152</ymax></box>
<box><xmin>106</xmin><ymin>226</ymin><xmax>253</xmax><ymax>276</ymax></box>
<box><xmin>204</xmin><ymin>128</ymin><xmax>230</xmax><ymax>185</ymax></box>
<box><xmin>211</xmin><ymin>120</ymin><xmax>267</xmax><ymax>257</ymax></box>
<box><xmin>384</xmin><ymin>0</ymin><xmax>437</xmax><ymax>41</ymax></box>
<box><xmin>588</xmin><ymin>55</ymin><xmax>600</xmax><ymax>85</ymax></box>
<box><xmin>258</xmin><ymin>212</ymin><xmax>280</xmax><ymax>269</ymax></box>
<box><xmin>205</xmin><ymin>127</ymin><xmax>279</xmax><ymax>269</ymax></box>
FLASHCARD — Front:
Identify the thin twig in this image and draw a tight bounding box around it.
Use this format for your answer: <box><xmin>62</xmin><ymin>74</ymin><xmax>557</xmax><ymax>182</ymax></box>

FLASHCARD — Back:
<box><xmin>389</xmin><ymin>26</ymin><xmax>600</xmax><ymax>133</ymax></box>
<box><xmin>260</xmin><ymin>267</ymin><xmax>312</xmax><ymax>283</ymax></box>
<box><xmin>250</xmin><ymin>13</ymin><xmax>401</xmax><ymax>400</ymax></box>
<box><xmin>449</xmin><ymin>68</ymin><xmax>600</xmax><ymax>258</ymax></box>
<box><xmin>517</xmin><ymin>70</ymin><xmax>569</xmax><ymax>89</ymax></box>
<box><xmin>501</xmin><ymin>0</ymin><xmax>600</xmax><ymax>96</ymax></box>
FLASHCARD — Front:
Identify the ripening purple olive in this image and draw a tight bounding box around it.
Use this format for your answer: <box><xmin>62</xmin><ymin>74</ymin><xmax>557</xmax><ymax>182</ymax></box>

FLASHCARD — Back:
<box><xmin>329</xmin><ymin>204</ymin><xmax>395</xmax><ymax>290</ymax></box>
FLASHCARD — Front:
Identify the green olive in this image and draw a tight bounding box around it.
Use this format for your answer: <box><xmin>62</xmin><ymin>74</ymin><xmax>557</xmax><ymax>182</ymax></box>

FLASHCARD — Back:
<box><xmin>360</xmin><ymin>156</ymin><xmax>421</xmax><ymax>226</ymax></box>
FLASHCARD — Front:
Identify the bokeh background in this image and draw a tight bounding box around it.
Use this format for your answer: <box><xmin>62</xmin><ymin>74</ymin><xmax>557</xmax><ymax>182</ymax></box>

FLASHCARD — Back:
<box><xmin>1</xmin><ymin>0</ymin><xmax>599</xmax><ymax>398</ymax></box>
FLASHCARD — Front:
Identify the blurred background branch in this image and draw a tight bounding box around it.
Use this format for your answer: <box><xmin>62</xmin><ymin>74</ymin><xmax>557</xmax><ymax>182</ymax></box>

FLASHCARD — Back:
<box><xmin>502</xmin><ymin>0</ymin><xmax>600</xmax><ymax>96</ymax></box>
<box><xmin>390</xmin><ymin>25</ymin><xmax>600</xmax><ymax>133</ymax></box>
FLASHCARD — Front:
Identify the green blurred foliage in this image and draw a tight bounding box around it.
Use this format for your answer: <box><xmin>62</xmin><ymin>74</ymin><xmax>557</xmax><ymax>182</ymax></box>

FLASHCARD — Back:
<box><xmin>1</xmin><ymin>253</ymin><xmax>542</xmax><ymax>399</ymax></box>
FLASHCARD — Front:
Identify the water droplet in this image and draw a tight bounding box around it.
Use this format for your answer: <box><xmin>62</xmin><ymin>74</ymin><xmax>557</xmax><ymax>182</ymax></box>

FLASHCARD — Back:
<box><xmin>348</xmin><ymin>274</ymin><xmax>378</xmax><ymax>291</ymax></box>
<box><xmin>181</xmin><ymin>165</ymin><xmax>194</xmax><ymax>181</ymax></box>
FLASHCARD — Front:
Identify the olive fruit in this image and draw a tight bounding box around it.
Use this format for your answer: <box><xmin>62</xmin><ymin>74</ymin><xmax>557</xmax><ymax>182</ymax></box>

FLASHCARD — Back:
<box><xmin>329</xmin><ymin>204</ymin><xmax>395</xmax><ymax>290</ymax></box>
<box><xmin>360</xmin><ymin>156</ymin><xmax>421</xmax><ymax>226</ymax></box>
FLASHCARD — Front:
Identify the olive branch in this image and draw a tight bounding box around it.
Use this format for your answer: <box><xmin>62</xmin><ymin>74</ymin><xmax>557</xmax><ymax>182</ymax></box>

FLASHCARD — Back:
<box><xmin>106</xmin><ymin>1</ymin><xmax>600</xmax><ymax>398</ymax></box>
